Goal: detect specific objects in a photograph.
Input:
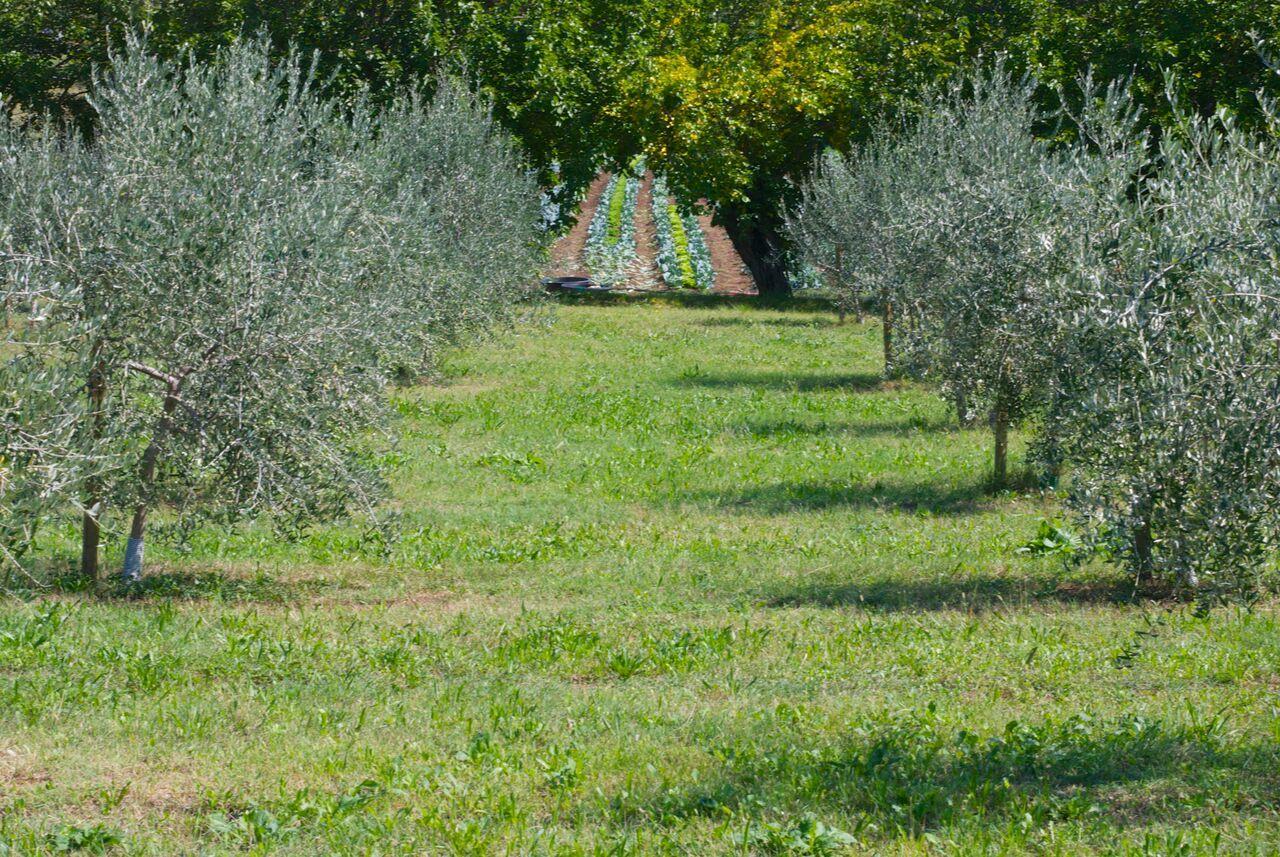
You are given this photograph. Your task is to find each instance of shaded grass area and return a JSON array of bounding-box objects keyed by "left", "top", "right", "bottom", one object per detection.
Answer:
[{"left": 2, "top": 301, "right": 1279, "bottom": 855}]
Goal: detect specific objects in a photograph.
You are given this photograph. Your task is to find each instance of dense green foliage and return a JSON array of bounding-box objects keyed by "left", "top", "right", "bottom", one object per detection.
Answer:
[
  {"left": 0, "top": 1, "right": 440, "bottom": 127},
  {"left": 2, "top": 302, "right": 1278, "bottom": 852},
  {"left": 1022, "top": 0, "right": 1280, "bottom": 130},
  {"left": 5, "top": 1, "right": 1278, "bottom": 292}
]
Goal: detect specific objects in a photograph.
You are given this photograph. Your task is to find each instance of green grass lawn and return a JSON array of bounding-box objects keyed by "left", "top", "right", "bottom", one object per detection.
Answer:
[{"left": 3, "top": 299, "right": 1278, "bottom": 855}]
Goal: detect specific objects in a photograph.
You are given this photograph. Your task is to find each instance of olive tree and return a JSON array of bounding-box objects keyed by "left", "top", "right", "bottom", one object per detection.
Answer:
[
  {"left": 346, "top": 76, "right": 542, "bottom": 377},
  {"left": 904, "top": 69, "right": 1087, "bottom": 486},
  {"left": 1, "top": 35, "right": 543, "bottom": 583},
  {"left": 1053, "top": 88, "right": 1280, "bottom": 596},
  {"left": 1, "top": 100, "right": 121, "bottom": 581},
  {"left": 791, "top": 61, "right": 1280, "bottom": 595},
  {"left": 793, "top": 66, "right": 1077, "bottom": 487},
  {"left": 1027, "top": 74, "right": 1153, "bottom": 484},
  {"left": 789, "top": 132, "right": 926, "bottom": 375}
]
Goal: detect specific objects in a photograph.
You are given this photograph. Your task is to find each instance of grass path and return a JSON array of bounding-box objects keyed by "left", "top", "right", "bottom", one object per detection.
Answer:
[{"left": 2, "top": 300, "right": 1278, "bottom": 854}]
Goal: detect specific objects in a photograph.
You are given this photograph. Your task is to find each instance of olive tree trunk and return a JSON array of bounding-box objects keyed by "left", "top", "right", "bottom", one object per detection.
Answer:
[
  {"left": 79, "top": 357, "right": 106, "bottom": 581},
  {"left": 1132, "top": 496, "right": 1155, "bottom": 583},
  {"left": 992, "top": 403, "right": 1010, "bottom": 489},
  {"left": 121, "top": 364, "right": 182, "bottom": 583},
  {"left": 882, "top": 293, "right": 895, "bottom": 375}
]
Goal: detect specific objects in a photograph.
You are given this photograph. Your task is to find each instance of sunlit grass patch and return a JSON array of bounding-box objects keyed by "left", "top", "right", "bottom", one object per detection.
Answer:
[{"left": 2, "top": 301, "right": 1278, "bottom": 854}]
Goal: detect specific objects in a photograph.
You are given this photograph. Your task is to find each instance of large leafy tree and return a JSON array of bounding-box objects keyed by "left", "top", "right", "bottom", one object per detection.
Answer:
[
  {"left": 4, "top": 0, "right": 1279, "bottom": 295},
  {"left": 0, "top": 1, "right": 441, "bottom": 124},
  {"left": 1022, "top": 0, "right": 1280, "bottom": 127},
  {"left": 431, "top": 0, "right": 675, "bottom": 211},
  {"left": 623, "top": 0, "right": 978, "bottom": 295},
  {"left": 1, "top": 1, "right": 239, "bottom": 130}
]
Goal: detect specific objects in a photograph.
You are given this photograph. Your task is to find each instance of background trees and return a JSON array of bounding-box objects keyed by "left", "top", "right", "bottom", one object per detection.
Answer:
[
  {"left": 0, "top": 1, "right": 440, "bottom": 126},
  {"left": 617, "top": 1, "right": 965, "bottom": 294},
  {"left": 1022, "top": 0, "right": 1280, "bottom": 129},
  {"left": 6, "top": 2, "right": 1279, "bottom": 294}
]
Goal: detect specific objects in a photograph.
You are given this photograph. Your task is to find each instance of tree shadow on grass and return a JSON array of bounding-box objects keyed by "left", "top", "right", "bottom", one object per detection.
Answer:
[
  {"left": 695, "top": 315, "right": 839, "bottom": 329},
  {"left": 554, "top": 289, "right": 835, "bottom": 313},
  {"left": 675, "top": 370, "right": 887, "bottom": 393},
  {"left": 685, "top": 478, "right": 991, "bottom": 516},
  {"left": 736, "top": 415, "right": 956, "bottom": 439},
  {"left": 105, "top": 569, "right": 317, "bottom": 602},
  {"left": 764, "top": 571, "right": 1153, "bottom": 613},
  {"left": 612, "top": 710, "right": 1280, "bottom": 839},
  {"left": 3, "top": 562, "right": 319, "bottom": 603}
]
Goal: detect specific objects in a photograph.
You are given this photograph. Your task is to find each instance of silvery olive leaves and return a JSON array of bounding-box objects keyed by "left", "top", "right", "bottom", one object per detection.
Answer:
[
  {"left": 1056, "top": 92, "right": 1280, "bottom": 600},
  {"left": 790, "top": 64, "right": 1280, "bottom": 599},
  {"left": 0, "top": 35, "right": 543, "bottom": 582}
]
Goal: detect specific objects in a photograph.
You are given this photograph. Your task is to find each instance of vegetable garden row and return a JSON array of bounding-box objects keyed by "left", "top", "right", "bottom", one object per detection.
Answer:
[
  {"left": 651, "top": 174, "right": 714, "bottom": 291},
  {"left": 584, "top": 168, "right": 641, "bottom": 286},
  {"left": 584, "top": 161, "right": 714, "bottom": 290}
]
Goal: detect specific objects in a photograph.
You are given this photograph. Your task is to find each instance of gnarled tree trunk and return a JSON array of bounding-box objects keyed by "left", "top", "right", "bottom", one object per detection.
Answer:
[
  {"left": 121, "top": 363, "right": 184, "bottom": 583},
  {"left": 79, "top": 355, "right": 106, "bottom": 581},
  {"left": 717, "top": 206, "right": 792, "bottom": 297},
  {"left": 1132, "top": 495, "right": 1155, "bottom": 584},
  {"left": 882, "top": 293, "right": 895, "bottom": 375}
]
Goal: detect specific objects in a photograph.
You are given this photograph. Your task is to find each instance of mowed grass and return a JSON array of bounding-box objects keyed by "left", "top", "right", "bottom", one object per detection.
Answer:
[{"left": 2, "top": 299, "right": 1279, "bottom": 855}]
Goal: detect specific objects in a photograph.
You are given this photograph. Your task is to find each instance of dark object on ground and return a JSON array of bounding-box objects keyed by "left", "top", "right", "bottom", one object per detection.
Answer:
[{"left": 543, "top": 276, "right": 610, "bottom": 292}]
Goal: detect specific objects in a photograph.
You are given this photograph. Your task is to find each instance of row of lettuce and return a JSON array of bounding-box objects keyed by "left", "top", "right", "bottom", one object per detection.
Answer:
[
  {"left": 651, "top": 175, "right": 714, "bottom": 290},
  {"left": 584, "top": 168, "right": 641, "bottom": 286},
  {"left": 584, "top": 161, "right": 714, "bottom": 290}
]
